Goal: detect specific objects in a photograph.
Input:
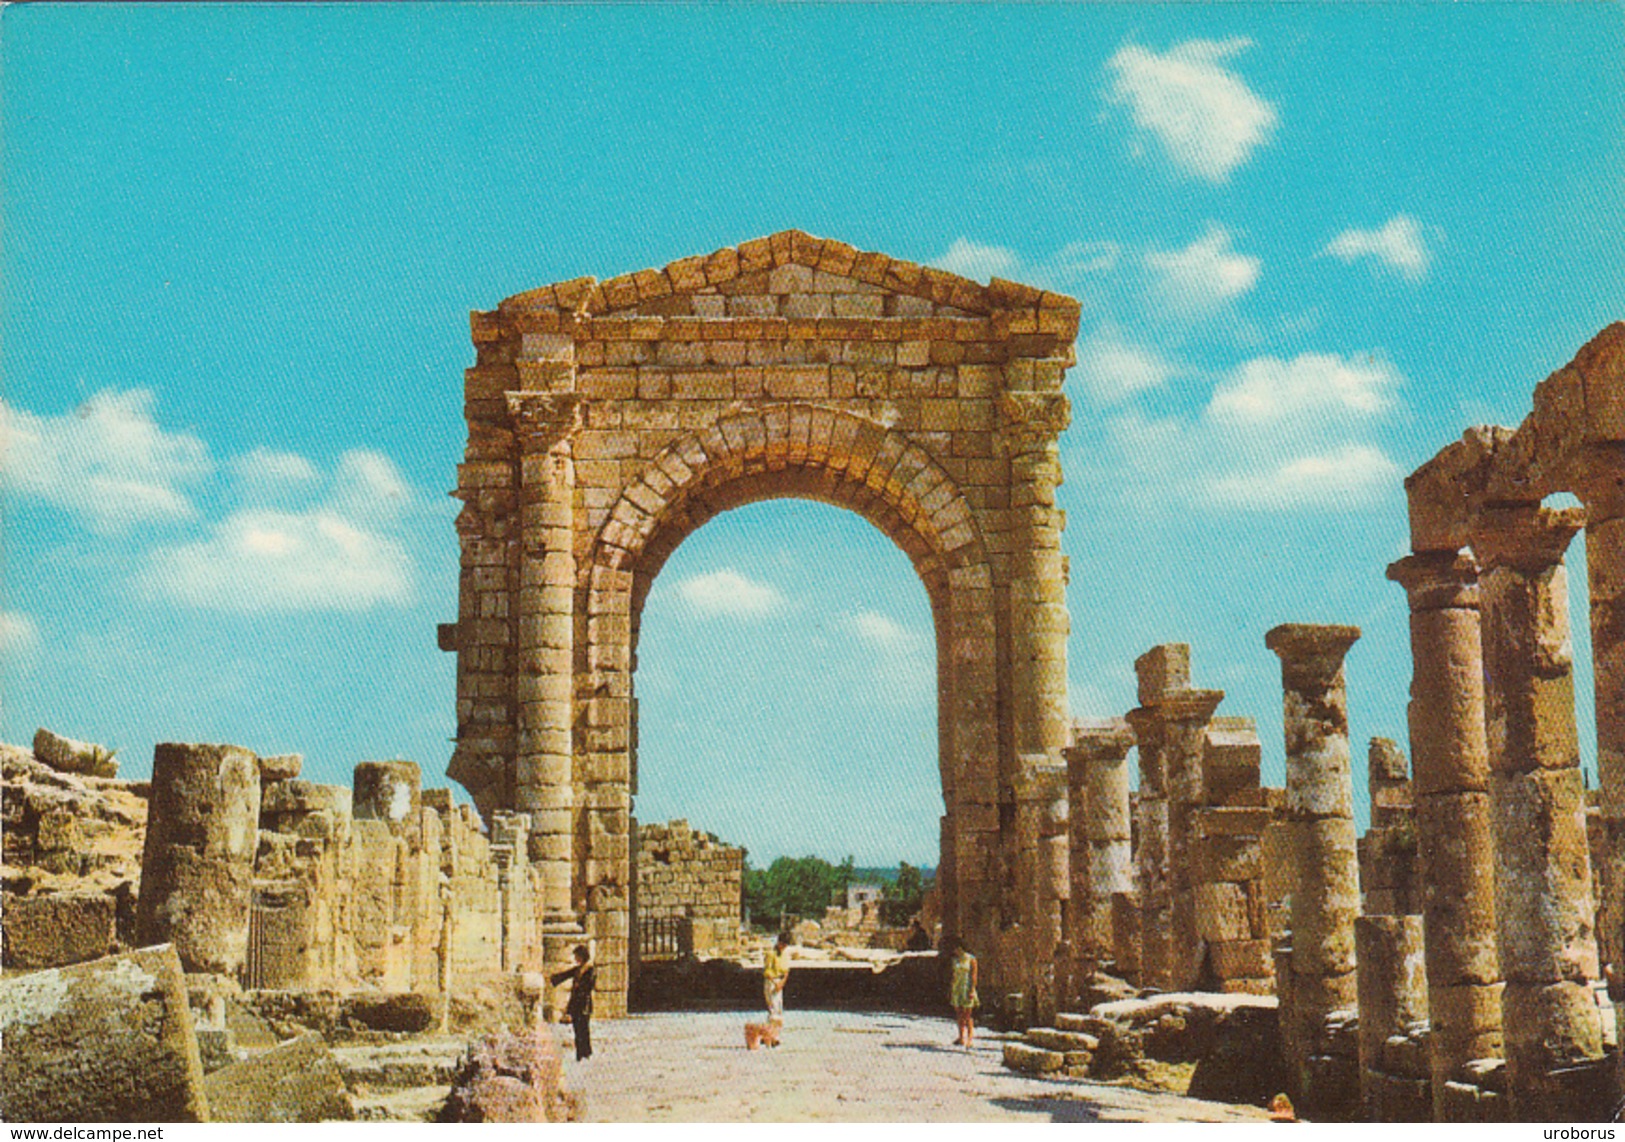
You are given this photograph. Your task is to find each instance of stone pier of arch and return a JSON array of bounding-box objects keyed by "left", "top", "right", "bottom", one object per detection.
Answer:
[{"left": 442, "top": 231, "right": 1082, "bottom": 1017}]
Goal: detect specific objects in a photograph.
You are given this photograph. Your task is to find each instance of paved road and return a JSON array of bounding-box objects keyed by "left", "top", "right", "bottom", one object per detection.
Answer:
[{"left": 554, "top": 1009, "right": 1270, "bottom": 1123}]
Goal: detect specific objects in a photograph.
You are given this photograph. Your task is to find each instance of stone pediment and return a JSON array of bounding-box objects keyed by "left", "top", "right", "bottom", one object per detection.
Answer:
[{"left": 496, "top": 229, "right": 1079, "bottom": 330}]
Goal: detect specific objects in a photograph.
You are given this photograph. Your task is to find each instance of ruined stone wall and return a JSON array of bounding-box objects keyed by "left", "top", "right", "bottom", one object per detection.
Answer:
[{"left": 635, "top": 819, "right": 742, "bottom": 955}]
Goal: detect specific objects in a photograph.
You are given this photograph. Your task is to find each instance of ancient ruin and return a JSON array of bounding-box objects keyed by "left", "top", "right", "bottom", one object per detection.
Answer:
[
  {"left": 2, "top": 224, "right": 1620, "bottom": 1123},
  {"left": 442, "top": 230, "right": 1080, "bottom": 1015}
]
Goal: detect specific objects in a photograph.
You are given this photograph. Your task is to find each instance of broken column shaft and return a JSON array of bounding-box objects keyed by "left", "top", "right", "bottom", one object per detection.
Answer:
[
  {"left": 1065, "top": 719, "right": 1135, "bottom": 978},
  {"left": 136, "top": 742, "right": 262, "bottom": 975}
]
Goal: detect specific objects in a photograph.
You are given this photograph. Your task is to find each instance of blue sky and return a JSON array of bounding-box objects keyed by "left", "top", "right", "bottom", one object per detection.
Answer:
[{"left": 4, "top": 5, "right": 1622, "bottom": 866}]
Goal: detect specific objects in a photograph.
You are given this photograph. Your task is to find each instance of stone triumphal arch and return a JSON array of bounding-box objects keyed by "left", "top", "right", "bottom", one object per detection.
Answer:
[{"left": 442, "top": 232, "right": 1081, "bottom": 1014}]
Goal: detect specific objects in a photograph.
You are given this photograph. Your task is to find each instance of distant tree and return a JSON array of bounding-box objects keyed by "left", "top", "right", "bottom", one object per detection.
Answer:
[
  {"left": 742, "top": 854, "right": 855, "bottom": 929},
  {"left": 880, "top": 861, "right": 931, "bottom": 927}
]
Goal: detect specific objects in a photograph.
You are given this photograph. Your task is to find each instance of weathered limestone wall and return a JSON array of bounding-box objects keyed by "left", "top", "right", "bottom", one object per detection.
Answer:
[
  {"left": 635, "top": 819, "right": 743, "bottom": 955},
  {"left": 126, "top": 745, "right": 543, "bottom": 1003},
  {"left": 445, "top": 230, "right": 1082, "bottom": 1013}
]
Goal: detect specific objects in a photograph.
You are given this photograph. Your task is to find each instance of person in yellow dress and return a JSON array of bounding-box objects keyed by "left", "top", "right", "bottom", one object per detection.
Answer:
[
  {"left": 948, "top": 940, "right": 979, "bottom": 1047},
  {"left": 762, "top": 931, "right": 793, "bottom": 1045}
]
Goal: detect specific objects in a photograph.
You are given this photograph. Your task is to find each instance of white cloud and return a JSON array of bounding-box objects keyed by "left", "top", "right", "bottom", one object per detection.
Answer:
[
  {"left": 1208, "top": 352, "right": 1400, "bottom": 425},
  {"left": 230, "top": 447, "right": 318, "bottom": 484},
  {"left": 1, "top": 389, "right": 210, "bottom": 533},
  {"left": 675, "top": 569, "right": 784, "bottom": 618},
  {"left": 1080, "top": 349, "right": 1407, "bottom": 514},
  {"left": 329, "top": 449, "right": 412, "bottom": 520},
  {"left": 0, "top": 611, "right": 40, "bottom": 657},
  {"left": 142, "top": 509, "right": 412, "bottom": 613},
  {"left": 1106, "top": 37, "right": 1277, "bottom": 182},
  {"left": 1146, "top": 225, "right": 1260, "bottom": 312},
  {"left": 847, "top": 610, "right": 919, "bottom": 648},
  {"left": 933, "top": 238, "right": 1020, "bottom": 281},
  {"left": 1051, "top": 241, "right": 1121, "bottom": 278},
  {"left": 1208, "top": 445, "right": 1402, "bottom": 510},
  {"left": 1324, "top": 215, "right": 1433, "bottom": 281},
  {"left": 141, "top": 447, "right": 419, "bottom": 613},
  {"left": 1073, "top": 328, "right": 1179, "bottom": 404}
]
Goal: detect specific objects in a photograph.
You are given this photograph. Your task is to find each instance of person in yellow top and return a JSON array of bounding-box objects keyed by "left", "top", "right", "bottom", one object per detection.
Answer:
[{"left": 762, "top": 931, "right": 793, "bottom": 1044}]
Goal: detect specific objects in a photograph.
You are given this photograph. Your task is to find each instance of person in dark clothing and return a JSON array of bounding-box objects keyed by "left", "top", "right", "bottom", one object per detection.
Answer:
[
  {"left": 905, "top": 919, "right": 932, "bottom": 952},
  {"left": 550, "top": 944, "right": 596, "bottom": 1061}
]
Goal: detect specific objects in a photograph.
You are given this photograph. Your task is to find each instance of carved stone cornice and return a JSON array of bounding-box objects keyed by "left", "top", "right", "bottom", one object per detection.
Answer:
[
  {"left": 998, "top": 392, "right": 1071, "bottom": 448},
  {"left": 505, "top": 391, "right": 584, "bottom": 452}
]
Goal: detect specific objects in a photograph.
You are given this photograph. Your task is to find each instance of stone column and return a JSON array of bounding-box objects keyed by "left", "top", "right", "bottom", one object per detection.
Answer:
[
  {"left": 999, "top": 391, "right": 1072, "bottom": 764},
  {"left": 1159, "top": 689, "right": 1225, "bottom": 990},
  {"left": 136, "top": 742, "right": 262, "bottom": 975},
  {"left": 508, "top": 388, "right": 583, "bottom": 935},
  {"left": 1388, "top": 552, "right": 1503, "bottom": 1114},
  {"left": 1124, "top": 704, "right": 1170, "bottom": 990},
  {"left": 1065, "top": 719, "right": 1135, "bottom": 980},
  {"left": 1578, "top": 454, "right": 1625, "bottom": 974},
  {"left": 1577, "top": 449, "right": 1625, "bottom": 1104},
  {"left": 1356, "top": 915, "right": 1429, "bottom": 1121},
  {"left": 1473, "top": 504, "right": 1603, "bottom": 1117},
  {"left": 1266, "top": 623, "right": 1362, "bottom": 1120},
  {"left": 999, "top": 391, "right": 1071, "bottom": 1012},
  {"left": 1015, "top": 762, "right": 1069, "bottom": 1023}
]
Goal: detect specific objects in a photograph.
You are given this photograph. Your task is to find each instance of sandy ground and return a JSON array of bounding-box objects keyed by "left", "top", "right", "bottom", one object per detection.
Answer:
[{"left": 552, "top": 1009, "right": 1271, "bottom": 1123}]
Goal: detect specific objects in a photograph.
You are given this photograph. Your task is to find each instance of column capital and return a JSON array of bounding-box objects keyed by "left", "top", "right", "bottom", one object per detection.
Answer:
[
  {"left": 1470, "top": 503, "right": 1585, "bottom": 573},
  {"left": 1265, "top": 623, "right": 1361, "bottom": 684},
  {"left": 1066, "top": 717, "right": 1136, "bottom": 763},
  {"left": 998, "top": 391, "right": 1071, "bottom": 450},
  {"left": 1386, "top": 550, "right": 1481, "bottom": 610},
  {"left": 1123, "top": 705, "right": 1163, "bottom": 741},
  {"left": 1154, "top": 689, "right": 1226, "bottom": 726},
  {"left": 506, "top": 391, "right": 584, "bottom": 453}
]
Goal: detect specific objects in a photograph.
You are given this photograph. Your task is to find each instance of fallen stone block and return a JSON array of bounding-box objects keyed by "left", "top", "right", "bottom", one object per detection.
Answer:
[
  {"left": 2, "top": 890, "right": 118, "bottom": 969},
  {"left": 1027, "top": 1027, "right": 1100, "bottom": 1053},
  {"left": 1002, "top": 1042, "right": 1065, "bottom": 1074},
  {"left": 0, "top": 944, "right": 207, "bottom": 1122},
  {"left": 438, "top": 1028, "right": 573, "bottom": 1123},
  {"left": 344, "top": 991, "right": 438, "bottom": 1033},
  {"left": 33, "top": 727, "right": 117, "bottom": 778},
  {"left": 203, "top": 1032, "right": 354, "bottom": 1122}
]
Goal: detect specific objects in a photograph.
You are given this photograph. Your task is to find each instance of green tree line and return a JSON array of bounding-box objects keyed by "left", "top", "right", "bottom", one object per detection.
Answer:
[{"left": 742, "top": 855, "right": 932, "bottom": 930}]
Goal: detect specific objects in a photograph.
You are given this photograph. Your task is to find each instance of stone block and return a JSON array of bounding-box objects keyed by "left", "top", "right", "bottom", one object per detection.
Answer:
[
  {"left": 1209, "top": 938, "right": 1273, "bottom": 980},
  {"left": 259, "top": 754, "right": 303, "bottom": 782},
  {"left": 33, "top": 727, "right": 117, "bottom": 778},
  {"left": 2, "top": 891, "right": 119, "bottom": 970},
  {"left": 1195, "top": 806, "right": 1273, "bottom": 838},
  {"left": 1026, "top": 1027, "right": 1099, "bottom": 1052},
  {"left": 1194, "top": 834, "right": 1261, "bottom": 883},
  {"left": 1194, "top": 882, "right": 1251, "bottom": 943},
  {"left": 0, "top": 944, "right": 208, "bottom": 1122},
  {"left": 203, "top": 1033, "right": 354, "bottom": 1122},
  {"left": 1002, "top": 1042, "right": 1065, "bottom": 1074},
  {"left": 1134, "top": 644, "right": 1189, "bottom": 706}
]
